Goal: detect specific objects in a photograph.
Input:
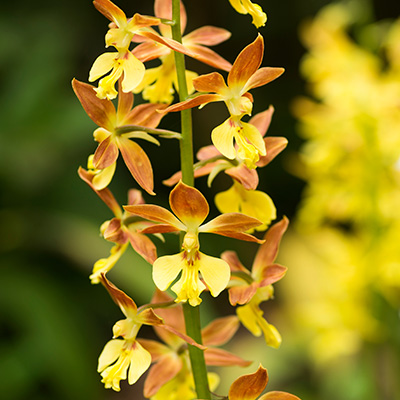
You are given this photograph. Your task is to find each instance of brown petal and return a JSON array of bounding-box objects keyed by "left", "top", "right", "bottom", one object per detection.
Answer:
[
  {"left": 104, "top": 218, "right": 128, "bottom": 244},
  {"left": 169, "top": 181, "right": 209, "bottom": 227},
  {"left": 144, "top": 354, "right": 183, "bottom": 397},
  {"left": 202, "top": 315, "right": 239, "bottom": 346},
  {"left": 139, "top": 224, "right": 181, "bottom": 234},
  {"left": 211, "top": 230, "right": 264, "bottom": 243},
  {"left": 99, "top": 273, "right": 137, "bottom": 316},
  {"left": 244, "top": 67, "right": 285, "bottom": 92},
  {"left": 259, "top": 264, "right": 287, "bottom": 287},
  {"left": 193, "top": 72, "right": 228, "bottom": 93},
  {"left": 259, "top": 391, "right": 301, "bottom": 400},
  {"left": 196, "top": 144, "right": 221, "bottom": 160},
  {"left": 124, "top": 204, "right": 184, "bottom": 229},
  {"left": 117, "top": 78, "right": 134, "bottom": 118},
  {"left": 126, "top": 231, "right": 157, "bottom": 264},
  {"left": 221, "top": 250, "right": 247, "bottom": 272},
  {"left": 187, "top": 44, "right": 232, "bottom": 71},
  {"left": 138, "top": 31, "right": 193, "bottom": 57},
  {"left": 131, "top": 41, "right": 170, "bottom": 62},
  {"left": 204, "top": 348, "right": 252, "bottom": 367},
  {"left": 128, "top": 188, "right": 145, "bottom": 205},
  {"left": 228, "top": 284, "right": 258, "bottom": 306},
  {"left": 155, "top": 0, "right": 186, "bottom": 34},
  {"left": 184, "top": 26, "right": 231, "bottom": 46},
  {"left": 200, "top": 213, "right": 262, "bottom": 234},
  {"left": 124, "top": 103, "right": 167, "bottom": 128},
  {"left": 78, "top": 167, "right": 121, "bottom": 216},
  {"left": 137, "top": 338, "right": 170, "bottom": 360},
  {"left": 257, "top": 137, "right": 288, "bottom": 167},
  {"left": 249, "top": 106, "right": 274, "bottom": 137},
  {"left": 228, "top": 34, "right": 264, "bottom": 89},
  {"left": 71, "top": 79, "right": 115, "bottom": 130},
  {"left": 93, "top": 0, "right": 125, "bottom": 24},
  {"left": 131, "top": 13, "right": 161, "bottom": 28},
  {"left": 229, "top": 365, "right": 269, "bottom": 400},
  {"left": 117, "top": 136, "right": 155, "bottom": 195},
  {"left": 253, "top": 217, "right": 289, "bottom": 272},
  {"left": 163, "top": 94, "right": 222, "bottom": 113},
  {"left": 93, "top": 135, "right": 119, "bottom": 169},
  {"left": 225, "top": 164, "right": 259, "bottom": 190}
]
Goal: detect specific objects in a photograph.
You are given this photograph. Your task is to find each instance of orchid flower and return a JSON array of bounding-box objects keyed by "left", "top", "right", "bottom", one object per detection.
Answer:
[
  {"left": 124, "top": 181, "right": 264, "bottom": 306},
  {"left": 97, "top": 274, "right": 204, "bottom": 391},
  {"left": 78, "top": 170, "right": 161, "bottom": 280},
  {"left": 73, "top": 78, "right": 168, "bottom": 194},
  {"left": 164, "top": 35, "right": 284, "bottom": 168},
  {"left": 228, "top": 0, "right": 267, "bottom": 28},
  {"left": 88, "top": 0, "right": 193, "bottom": 99},
  {"left": 163, "top": 107, "right": 288, "bottom": 190},
  {"left": 138, "top": 290, "right": 250, "bottom": 397},
  {"left": 222, "top": 217, "right": 289, "bottom": 347},
  {"left": 131, "top": 0, "right": 232, "bottom": 103}
]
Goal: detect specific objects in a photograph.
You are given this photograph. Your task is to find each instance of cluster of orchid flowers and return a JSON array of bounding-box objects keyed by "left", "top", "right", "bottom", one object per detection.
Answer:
[{"left": 73, "top": 0, "right": 300, "bottom": 399}]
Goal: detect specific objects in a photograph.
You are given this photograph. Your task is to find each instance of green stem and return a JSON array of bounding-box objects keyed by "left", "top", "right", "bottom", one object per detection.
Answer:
[{"left": 171, "top": 1, "right": 210, "bottom": 399}]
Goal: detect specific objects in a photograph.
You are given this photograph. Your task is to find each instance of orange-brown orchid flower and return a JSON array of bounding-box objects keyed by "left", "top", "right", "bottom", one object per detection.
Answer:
[
  {"left": 97, "top": 275, "right": 204, "bottom": 391},
  {"left": 163, "top": 35, "right": 284, "bottom": 168},
  {"left": 72, "top": 78, "right": 169, "bottom": 195},
  {"left": 164, "top": 107, "right": 288, "bottom": 190},
  {"left": 131, "top": 0, "right": 232, "bottom": 103},
  {"left": 77, "top": 171, "right": 160, "bottom": 280},
  {"left": 222, "top": 217, "right": 289, "bottom": 348},
  {"left": 124, "top": 181, "right": 264, "bottom": 306},
  {"left": 223, "top": 365, "right": 301, "bottom": 400}
]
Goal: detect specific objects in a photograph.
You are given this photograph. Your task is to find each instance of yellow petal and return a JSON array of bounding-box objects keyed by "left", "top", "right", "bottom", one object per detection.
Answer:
[
  {"left": 211, "top": 118, "right": 236, "bottom": 159},
  {"left": 197, "top": 252, "right": 230, "bottom": 298},
  {"left": 92, "top": 162, "right": 116, "bottom": 190},
  {"left": 98, "top": 338, "right": 125, "bottom": 373},
  {"left": 122, "top": 52, "right": 145, "bottom": 93},
  {"left": 127, "top": 341, "right": 152, "bottom": 385},
  {"left": 228, "top": 0, "right": 267, "bottom": 28},
  {"left": 152, "top": 253, "right": 185, "bottom": 291},
  {"left": 89, "top": 52, "right": 118, "bottom": 82}
]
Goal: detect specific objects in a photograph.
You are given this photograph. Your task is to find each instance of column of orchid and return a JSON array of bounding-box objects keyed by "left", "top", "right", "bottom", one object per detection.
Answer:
[{"left": 73, "top": 0, "right": 301, "bottom": 399}]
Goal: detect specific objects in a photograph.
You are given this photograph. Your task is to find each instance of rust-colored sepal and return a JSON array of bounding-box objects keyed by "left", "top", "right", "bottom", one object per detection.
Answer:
[{"left": 229, "top": 365, "right": 268, "bottom": 400}]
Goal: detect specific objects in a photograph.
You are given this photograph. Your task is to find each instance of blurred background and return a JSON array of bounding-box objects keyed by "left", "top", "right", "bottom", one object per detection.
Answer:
[{"left": 1, "top": 0, "right": 400, "bottom": 399}]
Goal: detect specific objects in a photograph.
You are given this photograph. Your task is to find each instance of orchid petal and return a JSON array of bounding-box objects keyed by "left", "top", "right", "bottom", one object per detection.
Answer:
[
  {"left": 228, "top": 365, "right": 269, "bottom": 400},
  {"left": 144, "top": 354, "right": 183, "bottom": 397},
  {"left": 124, "top": 204, "right": 184, "bottom": 230},
  {"left": 124, "top": 102, "right": 168, "bottom": 127},
  {"left": 127, "top": 341, "right": 152, "bottom": 385},
  {"left": 229, "top": 284, "right": 259, "bottom": 305},
  {"left": 197, "top": 252, "right": 230, "bottom": 298},
  {"left": 93, "top": 0, "right": 126, "bottom": 26},
  {"left": 117, "top": 136, "right": 155, "bottom": 195},
  {"left": 187, "top": 44, "right": 232, "bottom": 71},
  {"left": 249, "top": 106, "right": 274, "bottom": 137},
  {"left": 259, "top": 391, "right": 301, "bottom": 400},
  {"left": 225, "top": 164, "right": 259, "bottom": 190},
  {"left": 200, "top": 212, "right": 263, "bottom": 234},
  {"left": 98, "top": 339, "right": 125, "bottom": 373},
  {"left": 257, "top": 137, "right": 288, "bottom": 167},
  {"left": 164, "top": 93, "right": 222, "bottom": 113},
  {"left": 193, "top": 72, "right": 228, "bottom": 93},
  {"left": 72, "top": 79, "right": 116, "bottom": 130},
  {"left": 170, "top": 181, "right": 209, "bottom": 228},
  {"left": 132, "top": 41, "right": 170, "bottom": 62},
  {"left": 202, "top": 315, "right": 239, "bottom": 346},
  {"left": 243, "top": 67, "right": 285, "bottom": 92},
  {"left": 184, "top": 26, "right": 231, "bottom": 46},
  {"left": 253, "top": 217, "right": 289, "bottom": 274},
  {"left": 126, "top": 231, "right": 157, "bottom": 264},
  {"left": 89, "top": 52, "right": 118, "bottom": 82},
  {"left": 221, "top": 250, "right": 248, "bottom": 272},
  {"left": 211, "top": 118, "right": 236, "bottom": 160},
  {"left": 152, "top": 252, "right": 185, "bottom": 291},
  {"left": 204, "top": 348, "right": 252, "bottom": 367},
  {"left": 93, "top": 135, "right": 119, "bottom": 169},
  {"left": 228, "top": 34, "right": 264, "bottom": 89},
  {"left": 121, "top": 52, "right": 145, "bottom": 93}
]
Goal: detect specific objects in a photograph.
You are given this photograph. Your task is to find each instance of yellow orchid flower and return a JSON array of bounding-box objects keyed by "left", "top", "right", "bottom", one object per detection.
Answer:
[
  {"left": 164, "top": 35, "right": 284, "bottom": 168},
  {"left": 73, "top": 78, "right": 168, "bottom": 194},
  {"left": 124, "top": 181, "right": 264, "bottom": 306},
  {"left": 223, "top": 365, "right": 300, "bottom": 400},
  {"left": 215, "top": 181, "right": 276, "bottom": 231},
  {"left": 228, "top": 0, "right": 267, "bottom": 28},
  {"left": 97, "top": 275, "right": 204, "bottom": 391},
  {"left": 222, "top": 217, "right": 289, "bottom": 347}
]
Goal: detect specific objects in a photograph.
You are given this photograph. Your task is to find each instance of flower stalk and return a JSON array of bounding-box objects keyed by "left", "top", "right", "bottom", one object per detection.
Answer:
[{"left": 171, "top": 0, "right": 210, "bottom": 397}]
